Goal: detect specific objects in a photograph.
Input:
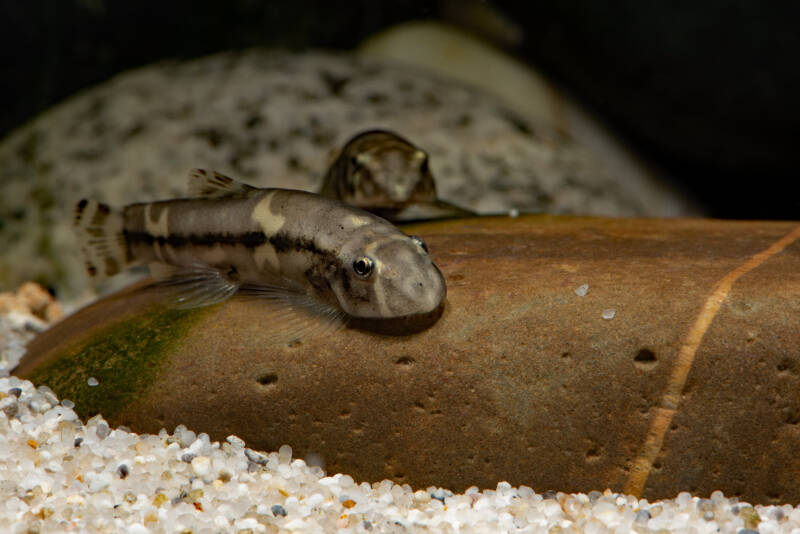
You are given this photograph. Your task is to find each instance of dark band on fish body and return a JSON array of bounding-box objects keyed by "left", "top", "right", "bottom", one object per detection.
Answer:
[
  {"left": 104, "top": 256, "right": 120, "bottom": 276},
  {"left": 90, "top": 204, "right": 110, "bottom": 227},
  {"left": 340, "top": 266, "right": 351, "bottom": 293},
  {"left": 270, "top": 231, "right": 343, "bottom": 278},
  {"left": 269, "top": 232, "right": 330, "bottom": 257},
  {"left": 124, "top": 230, "right": 268, "bottom": 248},
  {"left": 124, "top": 242, "right": 136, "bottom": 264},
  {"left": 304, "top": 266, "right": 334, "bottom": 294},
  {"left": 75, "top": 199, "right": 89, "bottom": 224},
  {"left": 123, "top": 229, "right": 341, "bottom": 263},
  {"left": 337, "top": 267, "right": 371, "bottom": 304}
]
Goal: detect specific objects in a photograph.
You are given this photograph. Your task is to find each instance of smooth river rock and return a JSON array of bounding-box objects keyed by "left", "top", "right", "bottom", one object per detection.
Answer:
[{"left": 16, "top": 215, "right": 800, "bottom": 504}]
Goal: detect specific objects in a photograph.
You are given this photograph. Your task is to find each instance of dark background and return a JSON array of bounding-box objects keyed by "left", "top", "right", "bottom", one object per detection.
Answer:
[{"left": 1, "top": 0, "right": 798, "bottom": 219}]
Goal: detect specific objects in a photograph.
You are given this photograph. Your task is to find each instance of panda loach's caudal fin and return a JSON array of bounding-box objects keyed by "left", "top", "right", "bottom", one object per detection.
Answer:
[{"left": 73, "top": 199, "right": 135, "bottom": 279}]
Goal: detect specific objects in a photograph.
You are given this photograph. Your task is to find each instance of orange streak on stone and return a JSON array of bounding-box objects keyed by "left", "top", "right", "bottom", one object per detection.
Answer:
[{"left": 625, "top": 224, "right": 800, "bottom": 497}]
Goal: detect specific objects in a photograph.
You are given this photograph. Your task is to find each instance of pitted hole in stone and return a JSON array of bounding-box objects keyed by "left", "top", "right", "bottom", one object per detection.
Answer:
[
  {"left": 731, "top": 300, "right": 753, "bottom": 314},
  {"left": 777, "top": 357, "right": 795, "bottom": 373},
  {"left": 781, "top": 405, "right": 800, "bottom": 425},
  {"left": 633, "top": 348, "right": 658, "bottom": 370},
  {"left": 766, "top": 490, "right": 783, "bottom": 503},
  {"left": 395, "top": 356, "right": 415, "bottom": 366},
  {"left": 256, "top": 373, "right": 278, "bottom": 387},
  {"left": 585, "top": 445, "right": 602, "bottom": 463}
]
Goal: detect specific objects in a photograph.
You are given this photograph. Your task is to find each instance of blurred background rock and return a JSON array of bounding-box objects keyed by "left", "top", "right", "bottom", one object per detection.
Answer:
[{"left": 1, "top": 0, "right": 797, "bottom": 220}]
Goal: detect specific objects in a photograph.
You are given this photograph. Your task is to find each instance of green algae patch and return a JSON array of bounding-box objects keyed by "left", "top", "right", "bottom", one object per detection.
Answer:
[{"left": 28, "top": 305, "right": 210, "bottom": 421}]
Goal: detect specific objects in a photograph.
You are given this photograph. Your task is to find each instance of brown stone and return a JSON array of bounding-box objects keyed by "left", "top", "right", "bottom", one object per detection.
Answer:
[
  {"left": 17, "top": 215, "right": 800, "bottom": 504},
  {"left": 0, "top": 282, "right": 63, "bottom": 322}
]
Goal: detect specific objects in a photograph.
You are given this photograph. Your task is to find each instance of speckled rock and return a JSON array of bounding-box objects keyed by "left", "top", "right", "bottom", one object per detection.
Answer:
[
  {"left": 16, "top": 215, "right": 800, "bottom": 504},
  {"left": 0, "top": 48, "right": 697, "bottom": 299}
]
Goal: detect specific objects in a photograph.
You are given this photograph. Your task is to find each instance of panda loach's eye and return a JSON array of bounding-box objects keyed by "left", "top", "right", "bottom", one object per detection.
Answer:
[
  {"left": 410, "top": 235, "right": 428, "bottom": 253},
  {"left": 352, "top": 256, "right": 374, "bottom": 278}
]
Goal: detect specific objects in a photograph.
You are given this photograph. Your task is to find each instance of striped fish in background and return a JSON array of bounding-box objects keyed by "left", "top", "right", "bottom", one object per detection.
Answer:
[
  {"left": 319, "top": 129, "right": 474, "bottom": 222},
  {"left": 74, "top": 169, "right": 446, "bottom": 339}
]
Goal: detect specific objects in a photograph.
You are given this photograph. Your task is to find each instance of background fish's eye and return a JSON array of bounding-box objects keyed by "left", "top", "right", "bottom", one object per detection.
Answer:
[
  {"left": 410, "top": 235, "right": 428, "bottom": 252},
  {"left": 352, "top": 256, "right": 374, "bottom": 278}
]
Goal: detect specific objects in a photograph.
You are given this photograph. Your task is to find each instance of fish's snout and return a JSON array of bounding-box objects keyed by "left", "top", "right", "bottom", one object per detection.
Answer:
[
  {"left": 386, "top": 255, "right": 446, "bottom": 318},
  {"left": 387, "top": 178, "right": 417, "bottom": 203},
  {"left": 414, "top": 262, "right": 446, "bottom": 313}
]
